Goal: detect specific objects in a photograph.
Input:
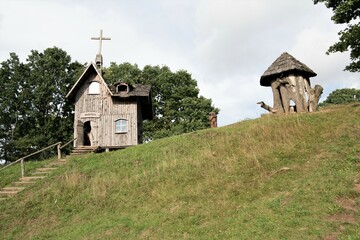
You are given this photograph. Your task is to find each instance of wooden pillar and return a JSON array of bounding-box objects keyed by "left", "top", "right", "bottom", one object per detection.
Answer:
[
  {"left": 279, "top": 85, "right": 290, "bottom": 113},
  {"left": 293, "top": 76, "right": 307, "bottom": 113},
  {"left": 271, "top": 80, "right": 284, "bottom": 113},
  {"left": 20, "top": 158, "right": 25, "bottom": 178},
  {"left": 308, "top": 85, "right": 323, "bottom": 112},
  {"left": 57, "top": 143, "right": 62, "bottom": 160}
]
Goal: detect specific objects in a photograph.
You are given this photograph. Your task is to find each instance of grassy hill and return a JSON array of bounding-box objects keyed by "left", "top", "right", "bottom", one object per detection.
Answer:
[{"left": 1, "top": 104, "right": 359, "bottom": 239}]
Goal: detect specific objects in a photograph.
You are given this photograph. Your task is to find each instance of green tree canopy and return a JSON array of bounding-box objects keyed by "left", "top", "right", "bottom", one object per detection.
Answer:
[
  {"left": 0, "top": 48, "right": 218, "bottom": 161},
  {"left": 320, "top": 88, "right": 360, "bottom": 106},
  {"left": 314, "top": 0, "right": 360, "bottom": 72},
  {"left": 104, "top": 63, "right": 219, "bottom": 141},
  {"left": 0, "top": 47, "right": 83, "bottom": 162}
]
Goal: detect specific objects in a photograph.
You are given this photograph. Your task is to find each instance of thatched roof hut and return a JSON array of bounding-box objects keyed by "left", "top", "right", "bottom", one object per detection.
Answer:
[
  {"left": 258, "top": 52, "right": 323, "bottom": 114},
  {"left": 260, "top": 52, "right": 317, "bottom": 86}
]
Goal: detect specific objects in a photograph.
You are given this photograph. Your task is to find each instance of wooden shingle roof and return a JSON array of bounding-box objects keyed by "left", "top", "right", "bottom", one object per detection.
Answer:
[
  {"left": 109, "top": 83, "right": 151, "bottom": 97},
  {"left": 260, "top": 52, "right": 317, "bottom": 86},
  {"left": 109, "top": 83, "right": 153, "bottom": 120}
]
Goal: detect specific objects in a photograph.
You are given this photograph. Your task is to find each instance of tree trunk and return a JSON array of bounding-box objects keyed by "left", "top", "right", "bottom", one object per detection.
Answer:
[
  {"left": 280, "top": 85, "right": 290, "bottom": 113},
  {"left": 308, "top": 85, "right": 323, "bottom": 112},
  {"left": 271, "top": 80, "right": 284, "bottom": 113}
]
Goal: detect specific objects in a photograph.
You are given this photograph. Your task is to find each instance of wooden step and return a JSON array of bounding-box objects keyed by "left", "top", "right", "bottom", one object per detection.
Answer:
[
  {"left": 36, "top": 167, "right": 57, "bottom": 171},
  {"left": 71, "top": 150, "right": 95, "bottom": 153},
  {"left": 0, "top": 191, "right": 19, "bottom": 197},
  {"left": 2, "top": 187, "right": 25, "bottom": 191},
  {"left": 74, "top": 146, "right": 98, "bottom": 149},
  {"left": 13, "top": 181, "right": 36, "bottom": 185},
  {"left": 21, "top": 176, "right": 46, "bottom": 182},
  {"left": 71, "top": 146, "right": 100, "bottom": 155},
  {"left": 32, "top": 171, "right": 51, "bottom": 175}
]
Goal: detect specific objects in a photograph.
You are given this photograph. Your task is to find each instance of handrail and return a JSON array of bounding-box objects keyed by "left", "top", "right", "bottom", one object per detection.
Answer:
[
  {"left": 60, "top": 138, "right": 77, "bottom": 150},
  {"left": 58, "top": 138, "right": 77, "bottom": 159},
  {"left": 0, "top": 137, "right": 77, "bottom": 179},
  {"left": 0, "top": 141, "right": 62, "bottom": 172}
]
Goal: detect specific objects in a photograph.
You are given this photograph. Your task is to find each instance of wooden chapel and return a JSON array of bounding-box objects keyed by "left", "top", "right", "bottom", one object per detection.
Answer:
[{"left": 66, "top": 30, "right": 153, "bottom": 152}]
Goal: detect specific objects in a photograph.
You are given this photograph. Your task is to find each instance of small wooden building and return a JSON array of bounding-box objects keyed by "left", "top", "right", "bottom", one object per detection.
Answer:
[
  {"left": 66, "top": 63, "right": 153, "bottom": 150},
  {"left": 259, "top": 52, "right": 323, "bottom": 114}
]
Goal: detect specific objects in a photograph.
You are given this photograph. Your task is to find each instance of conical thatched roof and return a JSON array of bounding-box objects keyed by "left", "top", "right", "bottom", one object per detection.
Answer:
[{"left": 260, "top": 52, "right": 317, "bottom": 86}]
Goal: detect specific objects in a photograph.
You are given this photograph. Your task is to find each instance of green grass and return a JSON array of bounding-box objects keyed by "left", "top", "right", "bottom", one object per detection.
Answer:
[
  {"left": 1, "top": 104, "right": 360, "bottom": 239},
  {"left": 0, "top": 158, "right": 55, "bottom": 189}
]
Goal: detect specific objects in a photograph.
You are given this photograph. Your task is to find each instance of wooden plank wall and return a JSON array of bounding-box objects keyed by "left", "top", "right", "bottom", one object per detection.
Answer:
[{"left": 73, "top": 73, "right": 138, "bottom": 147}]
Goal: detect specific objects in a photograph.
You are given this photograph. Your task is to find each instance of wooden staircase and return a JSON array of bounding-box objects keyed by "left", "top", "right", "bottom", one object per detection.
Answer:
[
  {"left": 71, "top": 146, "right": 101, "bottom": 155},
  {"left": 0, "top": 158, "right": 67, "bottom": 201}
]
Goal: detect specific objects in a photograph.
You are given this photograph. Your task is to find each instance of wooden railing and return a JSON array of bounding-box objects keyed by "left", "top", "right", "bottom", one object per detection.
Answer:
[{"left": 0, "top": 138, "right": 77, "bottom": 179}]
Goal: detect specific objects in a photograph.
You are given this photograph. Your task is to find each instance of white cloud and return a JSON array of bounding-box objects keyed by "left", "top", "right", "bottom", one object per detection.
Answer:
[{"left": 0, "top": 0, "right": 359, "bottom": 127}]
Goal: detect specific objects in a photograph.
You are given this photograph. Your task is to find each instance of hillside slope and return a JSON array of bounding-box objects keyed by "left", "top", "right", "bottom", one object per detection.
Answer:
[{"left": 1, "top": 104, "right": 360, "bottom": 239}]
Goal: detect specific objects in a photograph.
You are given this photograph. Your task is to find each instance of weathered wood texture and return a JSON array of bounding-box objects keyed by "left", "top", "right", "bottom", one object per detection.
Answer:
[
  {"left": 73, "top": 73, "right": 138, "bottom": 147},
  {"left": 308, "top": 85, "right": 323, "bottom": 112},
  {"left": 259, "top": 52, "right": 323, "bottom": 114},
  {"left": 209, "top": 112, "right": 218, "bottom": 128},
  {"left": 271, "top": 75, "right": 312, "bottom": 113}
]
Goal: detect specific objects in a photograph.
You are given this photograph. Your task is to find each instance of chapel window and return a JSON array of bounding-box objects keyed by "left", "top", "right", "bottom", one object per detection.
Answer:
[
  {"left": 88, "top": 81, "right": 100, "bottom": 94},
  {"left": 116, "top": 83, "right": 129, "bottom": 93},
  {"left": 115, "top": 119, "right": 128, "bottom": 133}
]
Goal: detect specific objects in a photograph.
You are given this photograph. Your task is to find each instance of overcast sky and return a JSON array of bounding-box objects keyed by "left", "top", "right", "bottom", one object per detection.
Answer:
[{"left": 0, "top": 0, "right": 358, "bottom": 126}]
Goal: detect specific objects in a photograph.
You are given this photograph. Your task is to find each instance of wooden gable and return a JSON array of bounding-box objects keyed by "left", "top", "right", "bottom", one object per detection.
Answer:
[{"left": 66, "top": 63, "right": 112, "bottom": 101}]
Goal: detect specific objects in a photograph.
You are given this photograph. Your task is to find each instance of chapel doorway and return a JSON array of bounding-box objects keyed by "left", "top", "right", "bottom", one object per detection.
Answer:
[{"left": 84, "top": 121, "right": 92, "bottom": 146}]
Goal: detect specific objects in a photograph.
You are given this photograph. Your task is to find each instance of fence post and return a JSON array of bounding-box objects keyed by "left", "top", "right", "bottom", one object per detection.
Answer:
[
  {"left": 57, "top": 143, "right": 61, "bottom": 160},
  {"left": 20, "top": 158, "right": 25, "bottom": 178}
]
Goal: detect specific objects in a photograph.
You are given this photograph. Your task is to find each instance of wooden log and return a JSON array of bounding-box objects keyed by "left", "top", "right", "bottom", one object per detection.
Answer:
[
  {"left": 271, "top": 79, "right": 286, "bottom": 113},
  {"left": 257, "top": 101, "right": 277, "bottom": 113},
  {"left": 308, "top": 85, "right": 323, "bottom": 112},
  {"left": 279, "top": 85, "right": 290, "bottom": 113}
]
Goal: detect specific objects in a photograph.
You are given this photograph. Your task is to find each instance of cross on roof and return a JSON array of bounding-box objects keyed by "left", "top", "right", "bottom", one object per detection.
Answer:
[{"left": 91, "top": 29, "right": 111, "bottom": 55}]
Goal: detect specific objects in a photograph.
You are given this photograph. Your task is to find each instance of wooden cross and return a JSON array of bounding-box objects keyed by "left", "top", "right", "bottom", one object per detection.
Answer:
[{"left": 91, "top": 29, "right": 111, "bottom": 55}]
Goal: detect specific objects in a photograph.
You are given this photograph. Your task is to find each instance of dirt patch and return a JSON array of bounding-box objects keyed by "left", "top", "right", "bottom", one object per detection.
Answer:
[
  {"left": 353, "top": 184, "right": 360, "bottom": 192},
  {"left": 328, "top": 212, "right": 356, "bottom": 224},
  {"left": 336, "top": 198, "right": 358, "bottom": 212},
  {"left": 323, "top": 233, "right": 338, "bottom": 240}
]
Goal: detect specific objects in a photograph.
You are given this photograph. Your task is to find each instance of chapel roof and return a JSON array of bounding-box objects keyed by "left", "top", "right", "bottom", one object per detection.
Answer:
[
  {"left": 109, "top": 82, "right": 151, "bottom": 98},
  {"left": 260, "top": 52, "right": 317, "bottom": 86}
]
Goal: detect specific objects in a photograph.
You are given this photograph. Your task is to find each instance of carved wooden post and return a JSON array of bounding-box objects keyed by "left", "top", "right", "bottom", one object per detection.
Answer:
[
  {"left": 209, "top": 112, "right": 217, "bottom": 128},
  {"left": 308, "top": 85, "right": 323, "bottom": 112},
  {"left": 257, "top": 101, "right": 276, "bottom": 113},
  {"left": 271, "top": 80, "right": 284, "bottom": 113},
  {"left": 57, "top": 143, "right": 61, "bottom": 160},
  {"left": 20, "top": 158, "right": 24, "bottom": 178}
]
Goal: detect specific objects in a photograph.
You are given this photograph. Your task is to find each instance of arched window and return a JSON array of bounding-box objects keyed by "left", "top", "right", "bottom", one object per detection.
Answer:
[
  {"left": 115, "top": 119, "right": 128, "bottom": 133},
  {"left": 88, "top": 81, "right": 100, "bottom": 94}
]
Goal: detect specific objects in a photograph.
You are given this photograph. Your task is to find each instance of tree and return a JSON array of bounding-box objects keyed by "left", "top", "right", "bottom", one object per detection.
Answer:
[
  {"left": 0, "top": 53, "right": 32, "bottom": 162},
  {"left": 320, "top": 88, "right": 360, "bottom": 106},
  {"left": 313, "top": 0, "right": 360, "bottom": 72},
  {"left": 0, "top": 47, "right": 83, "bottom": 162},
  {"left": 26, "top": 47, "right": 83, "bottom": 149},
  {"left": 104, "top": 63, "right": 219, "bottom": 141}
]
